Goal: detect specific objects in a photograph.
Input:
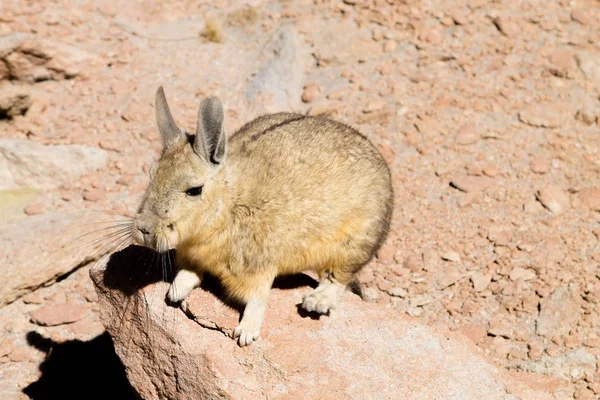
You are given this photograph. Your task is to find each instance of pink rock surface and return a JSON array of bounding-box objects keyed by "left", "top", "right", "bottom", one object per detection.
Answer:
[
  {"left": 29, "top": 302, "right": 89, "bottom": 326},
  {"left": 91, "top": 250, "right": 568, "bottom": 400},
  {"left": 0, "top": 210, "right": 119, "bottom": 306}
]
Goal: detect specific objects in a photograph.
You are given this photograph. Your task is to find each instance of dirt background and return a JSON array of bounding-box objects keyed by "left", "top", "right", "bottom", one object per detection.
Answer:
[{"left": 0, "top": 0, "right": 599, "bottom": 398}]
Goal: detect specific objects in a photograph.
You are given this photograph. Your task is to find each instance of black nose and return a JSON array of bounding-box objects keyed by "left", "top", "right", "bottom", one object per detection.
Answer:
[{"left": 138, "top": 227, "right": 150, "bottom": 235}]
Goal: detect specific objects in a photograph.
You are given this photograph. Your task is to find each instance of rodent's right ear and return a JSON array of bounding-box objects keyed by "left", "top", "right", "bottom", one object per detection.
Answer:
[{"left": 155, "top": 86, "right": 182, "bottom": 149}]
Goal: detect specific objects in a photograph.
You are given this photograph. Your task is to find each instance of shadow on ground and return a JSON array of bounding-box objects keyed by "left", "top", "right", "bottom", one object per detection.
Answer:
[
  {"left": 23, "top": 331, "right": 139, "bottom": 400},
  {"left": 23, "top": 245, "right": 340, "bottom": 400}
]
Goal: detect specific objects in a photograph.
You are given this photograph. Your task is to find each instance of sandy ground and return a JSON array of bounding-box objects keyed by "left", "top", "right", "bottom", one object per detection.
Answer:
[{"left": 0, "top": 0, "right": 599, "bottom": 398}]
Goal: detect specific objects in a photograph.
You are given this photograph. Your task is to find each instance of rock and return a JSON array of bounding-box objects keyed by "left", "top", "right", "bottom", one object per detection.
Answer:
[
  {"left": 246, "top": 27, "right": 307, "bottom": 113},
  {"left": 376, "top": 279, "right": 392, "bottom": 292},
  {"left": 422, "top": 249, "right": 439, "bottom": 271},
  {"left": 387, "top": 287, "right": 407, "bottom": 298},
  {"left": 116, "top": 174, "right": 136, "bottom": 187},
  {"left": 301, "top": 83, "right": 320, "bottom": 103},
  {"left": 509, "top": 267, "right": 536, "bottom": 281},
  {"left": 363, "top": 100, "right": 386, "bottom": 113},
  {"left": 487, "top": 225, "right": 511, "bottom": 246},
  {"left": 548, "top": 49, "right": 577, "bottom": 79},
  {"left": 436, "top": 266, "right": 462, "bottom": 289},
  {"left": 8, "top": 347, "right": 32, "bottom": 362},
  {"left": 450, "top": 10, "right": 468, "bottom": 25},
  {"left": 91, "top": 252, "right": 566, "bottom": 400},
  {"left": 0, "top": 34, "right": 103, "bottom": 82},
  {"left": 30, "top": 302, "right": 89, "bottom": 326},
  {"left": 83, "top": 188, "right": 105, "bottom": 202},
  {"left": 578, "top": 187, "right": 600, "bottom": 211},
  {"left": 383, "top": 40, "right": 397, "bottom": 53},
  {"left": 441, "top": 251, "right": 461, "bottom": 262},
  {"left": 417, "top": 28, "right": 444, "bottom": 45},
  {"left": 524, "top": 199, "right": 545, "bottom": 214},
  {"left": 409, "top": 294, "right": 433, "bottom": 307},
  {"left": 372, "top": 30, "right": 383, "bottom": 41},
  {"left": 65, "top": 318, "right": 105, "bottom": 337},
  {"left": 488, "top": 336, "right": 512, "bottom": 358},
  {"left": 536, "top": 285, "right": 582, "bottom": 337},
  {"left": 0, "top": 211, "right": 117, "bottom": 305},
  {"left": 327, "top": 87, "right": 350, "bottom": 100},
  {"left": 530, "top": 155, "right": 551, "bottom": 174},
  {"left": 528, "top": 342, "right": 544, "bottom": 361},
  {"left": 377, "top": 141, "right": 396, "bottom": 165},
  {"left": 450, "top": 174, "right": 493, "bottom": 193},
  {"left": 0, "top": 84, "right": 31, "bottom": 117},
  {"left": 455, "top": 131, "right": 479, "bottom": 145},
  {"left": 535, "top": 185, "right": 570, "bottom": 214},
  {"left": 22, "top": 291, "right": 44, "bottom": 304},
  {"left": 471, "top": 272, "right": 491, "bottom": 292},
  {"left": 0, "top": 338, "right": 14, "bottom": 358},
  {"left": 518, "top": 103, "right": 571, "bottom": 128},
  {"left": 488, "top": 317, "right": 514, "bottom": 339},
  {"left": 571, "top": 9, "right": 594, "bottom": 25},
  {"left": 456, "top": 323, "right": 487, "bottom": 344},
  {"left": 466, "top": 165, "right": 482, "bottom": 176},
  {"left": 23, "top": 202, "right": 45, "bottom": 216},
  {"left": 518, "top": 348, "right": 596, "bottom": 382},
  {"left": 312, "top": 20, "right": 380, "bottom": 67},
  {"left": 575, "top": 108, "right": 596, "bottom": 125},
  {"left": 376, "top": 242, "right": 397, "bottom": 264},
  {"left": 0, "top": 139, "right": 108, "bottom": 190},
  {"left": 576, "top": 52, "right": 600, "bottom": 90},
  {"left": 492, "top": 16, "right": 519, "bottom": 37},
  {"left": 482, "top": 165, "right": 500, "bottom": 178},
  {"left": 574, "top": 387, "right": 595, "bottom": 400},
  {"left": 404, "top": 254, "right": 422, "bottom": 272},
  {"left": 357, "top": 266, "right": 374, "bottom": 284},
  {"left": 307, "top": 99, "right": 335, "bottom": 116},
  {"left": 361, "top": 287, "right": 379, "bottom": 302}
]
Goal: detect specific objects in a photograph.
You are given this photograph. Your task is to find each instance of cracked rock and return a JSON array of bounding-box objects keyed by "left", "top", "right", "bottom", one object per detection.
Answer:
[
  {"left": 91, "top": 248, "right": 566, "bottom": 399},
  {"left": 0, "top": 84, "right": 31, "bottom": 118}
]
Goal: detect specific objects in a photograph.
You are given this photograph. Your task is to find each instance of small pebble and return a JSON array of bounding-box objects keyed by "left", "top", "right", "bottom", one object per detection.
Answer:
[
  {"left": 24, "top": 203, "right": 45, "bottom": 216},
  {"left": 441, "top": 251, "right": 460, "bottom": 262},
  {"left": 301, "top": 83, "right": 320, "bottom": 103},
  {"left": 387, "top": 287, "right": 407, "bottom": 298}
]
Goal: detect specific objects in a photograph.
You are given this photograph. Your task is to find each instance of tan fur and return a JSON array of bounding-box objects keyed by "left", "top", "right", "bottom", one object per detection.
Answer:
[
  {"left": 133, "top": 89, "right": 393, "bottom": 345},
  {"left": 172, "top": 113, "right": 392, "bottom": 300}
]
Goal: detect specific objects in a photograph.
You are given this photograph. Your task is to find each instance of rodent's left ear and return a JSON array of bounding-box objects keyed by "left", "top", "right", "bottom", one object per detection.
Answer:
[
  {"left": 155, "top": 87, "right": 182, "bottom": 149},
  {"left": 194, "top": 97, "right": 227, "bottom": 166}
]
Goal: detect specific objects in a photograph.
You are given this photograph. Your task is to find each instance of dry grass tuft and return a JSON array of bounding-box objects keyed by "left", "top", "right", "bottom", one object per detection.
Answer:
[
  {"left": 201, "top": 19, "right": 224, "bottom": 43},
  {"left": 227, "top": 7, "right": 259, "bottom": 27}
]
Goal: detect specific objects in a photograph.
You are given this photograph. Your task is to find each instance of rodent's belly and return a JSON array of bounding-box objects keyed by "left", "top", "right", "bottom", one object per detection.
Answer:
[{"left": 177, "top": 212, "right": 374, "bottom": 301}]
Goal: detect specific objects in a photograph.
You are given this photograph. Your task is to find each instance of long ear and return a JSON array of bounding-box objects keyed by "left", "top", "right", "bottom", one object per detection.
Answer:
[
  {"left": 155, "top": 87, "right": 182, "bottom": 148},
  {"left": 194, "top": 97, "right": 227, "bottom": 165}
]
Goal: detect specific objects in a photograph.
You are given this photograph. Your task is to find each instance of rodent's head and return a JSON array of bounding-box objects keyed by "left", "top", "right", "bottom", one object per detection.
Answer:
[{"left": 132, "top": 87, "right": 227, "bottom": 252}]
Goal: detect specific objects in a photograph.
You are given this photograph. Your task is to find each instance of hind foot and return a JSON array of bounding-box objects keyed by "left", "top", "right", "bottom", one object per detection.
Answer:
[
  {"left": 167, "top": 269, "right": 201, "bottom": 303},
  {"left": 302, "top": 278, "right": 346, "bottom": 314}
]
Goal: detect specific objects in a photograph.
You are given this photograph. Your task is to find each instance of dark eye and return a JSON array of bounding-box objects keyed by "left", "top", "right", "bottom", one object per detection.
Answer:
[{"left": 186, "top": 186, "right": 203, "bottom": 197}]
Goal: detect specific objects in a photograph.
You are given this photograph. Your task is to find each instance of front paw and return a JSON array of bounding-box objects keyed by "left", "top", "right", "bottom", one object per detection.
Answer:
[
  {"left": 233, "top": 316, "right": 262, "bottom": 346},
  {"left": 166, "top": 269, "right": 201, "bottom": 303},
  {"left": 166, "top": 283, "right": 193, "bottom": 303}
]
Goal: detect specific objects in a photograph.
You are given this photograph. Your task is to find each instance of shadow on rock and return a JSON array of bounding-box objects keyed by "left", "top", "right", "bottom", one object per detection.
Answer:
[
  {"left": 100, "top": 245, "right": 175, "bottom": 296},
  {"left": 100, "top": 245, "right": 320, "bottom": 314},
  {"left": 23, "top": 331, "right": 138, "bottom": 400}
]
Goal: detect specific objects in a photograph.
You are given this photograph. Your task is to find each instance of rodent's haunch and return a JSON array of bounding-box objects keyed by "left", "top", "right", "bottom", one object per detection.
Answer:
[{"left": 132, "top": 87, "right": 394, "bottom": 346}]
